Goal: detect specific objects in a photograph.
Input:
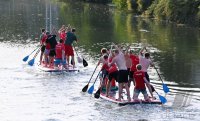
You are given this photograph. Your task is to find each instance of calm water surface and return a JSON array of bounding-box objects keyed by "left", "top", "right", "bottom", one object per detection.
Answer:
[{"left": 0, "top": 0, "right": 200, "bottom": 121}]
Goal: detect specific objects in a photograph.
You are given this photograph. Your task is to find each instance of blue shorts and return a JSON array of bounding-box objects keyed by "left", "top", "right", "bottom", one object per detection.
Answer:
[
  {"left": 54, "top": 59, "right": 66, "bottom": 65},
  {"left": 134, "top": 88, "right": 148, "bottom": 95}
]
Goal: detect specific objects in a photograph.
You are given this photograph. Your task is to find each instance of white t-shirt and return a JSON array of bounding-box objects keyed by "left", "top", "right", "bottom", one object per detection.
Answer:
[
  {"left": 139, "top": 54, "right": 152, "bottom": 72},
  {"left": 112, "top": 51, "right": 127, "bottom": 70}
]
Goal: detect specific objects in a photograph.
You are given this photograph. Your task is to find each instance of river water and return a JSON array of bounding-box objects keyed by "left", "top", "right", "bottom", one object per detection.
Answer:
[{"left": 0, "top": 0, "right": 200, "bottom": 121}]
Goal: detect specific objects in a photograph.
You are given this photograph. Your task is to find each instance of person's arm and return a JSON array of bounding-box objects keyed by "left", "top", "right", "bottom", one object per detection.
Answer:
[
  {"left": 108, "top": 57, "right": 116, "bottom": 67},
  {"left": 139, "top": 46, "right": 146, "bottom": 56}
]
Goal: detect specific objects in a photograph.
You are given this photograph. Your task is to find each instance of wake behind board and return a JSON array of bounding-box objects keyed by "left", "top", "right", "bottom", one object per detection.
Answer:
[
  {"left": 37, "top": 64, "right": 79, "bottom": 72},
  {"left": 100, "top": 93, "right": 162, "bottom": 106}
]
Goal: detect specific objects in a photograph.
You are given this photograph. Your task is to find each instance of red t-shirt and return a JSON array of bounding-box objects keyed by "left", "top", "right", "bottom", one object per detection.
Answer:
[
  {"left": 101, "top": 59, "right": 109, "bottom": 71},
  {"left": 108, "top": 57, "right": 118, "bottom": 73},
  {"left": 130, "top": 54, "right": 139, "bottom": 72},
  {"left": 134, "top": 70, "right": 146, "bottom": 89},
  {"left": 40, "top": 33, "right": 47, "bottom": 45},
  {"left": 59, "top": 32, "right": 66, "bottom": 43},
  {"left": 55, "top": 43, "right": 65, "bottom": 59}
]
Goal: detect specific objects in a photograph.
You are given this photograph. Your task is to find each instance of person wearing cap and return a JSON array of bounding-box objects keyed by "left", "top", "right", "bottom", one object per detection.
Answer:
[{"left": 64, "top": 27, "right": 78, "bottom": 68}]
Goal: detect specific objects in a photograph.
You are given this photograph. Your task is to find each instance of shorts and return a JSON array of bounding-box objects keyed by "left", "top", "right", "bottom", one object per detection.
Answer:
[
  {"left": 117, "top": 70, "right": 128, "bottom": 83},
  {"left": 49, "top": 50, "right": 56, "bottom": 57},
  {"left": 54, "top": 58, "right": 66, "bottom": 65},
  {"left": 108, "top": 71, "right": 118, "bottom": 82},
  {"left": 41, "top": 45, "right": 46, "bottom": 52},
  {"left": 44, "top": 49, "right": 50, "bottom": 55},
  {"left": 65, "top": 45, "right": 74, "bottom": 56},
  {"left": 134, "top": 88, "right": 148, "bottom": 95},
  {"left": 129, "top": 71, "right": 134, "bottom": 80},
  {"left": 145, "top": 72, "right": 150, "bottom": 82}
]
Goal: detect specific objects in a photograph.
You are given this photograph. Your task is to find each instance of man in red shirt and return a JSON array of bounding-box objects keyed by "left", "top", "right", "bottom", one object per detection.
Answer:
[
  {"left": 133, "top": 64, "right": 152, "bottom": 102},
  {"left": 54, "top": 39, "right": 66, "bottom": 68}
]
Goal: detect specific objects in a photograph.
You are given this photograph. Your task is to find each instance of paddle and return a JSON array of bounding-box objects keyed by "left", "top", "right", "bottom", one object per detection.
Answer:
[
  {"left": 23, "top": 46, "right": 40, "bottom": 62},
  {"left": 144, "top": 47, "right": 169, "bottom": 93},
  {"left": 154, "top": 66, "right": 170, "bottom": 93},
  {"left": 28, "top": 47, "right": 41, "bottom": 66},
  {"left": 82, "top": 63, "right": 99, "bottom": 92},
  {"left": 74, "top": 44, "right": 88, "bottom": 67},
  {"left": 154, "top": 90, "right": 167, "bottom": 104},
  {"left": 88, "top": 71, "right": 101, "bottom": 94},
  {"left": 94, "top": 87, "right": 101, "bottom": 99}
]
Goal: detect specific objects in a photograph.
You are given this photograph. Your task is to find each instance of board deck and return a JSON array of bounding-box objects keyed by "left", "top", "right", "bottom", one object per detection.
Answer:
[
  {"left": 37, "top": 64, "right": 79, "bottom": 72},
  {"left": 100, "top": 92, "right": 162, "bottom": 106}
]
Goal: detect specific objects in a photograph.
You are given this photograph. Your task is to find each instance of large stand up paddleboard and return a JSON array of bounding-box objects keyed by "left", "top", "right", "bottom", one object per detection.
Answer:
[
  {"left": 100, "top": 92, "right": 162, "bottom": 106},
  {"left": 37, "top": 63, "right": 79, "bottom": 72}
]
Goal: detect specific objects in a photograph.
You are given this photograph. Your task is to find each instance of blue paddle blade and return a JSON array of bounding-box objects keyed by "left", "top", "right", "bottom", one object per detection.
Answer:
[
  {"left": 158, "top": 95, "right": 167, "bottom": 104},
  {"left": 88, "top": 85, "right": 94, "bottom": 94},
  {"left": 163, "top": 84, "right": 170, "bottom": 93},
  {"left": 23, "top": 56, "right": 29, "bottom": 62},
  {"left": 28, "top": 59, "right": 35, "bottom": 66}
]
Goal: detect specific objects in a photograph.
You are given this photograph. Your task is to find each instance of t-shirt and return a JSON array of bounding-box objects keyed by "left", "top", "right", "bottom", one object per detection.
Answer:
[
  {"left": 40, "top": 33, "right": 47, "bottom": 44},
  {"left": 46, "top": 35, "right": 58, "bottom": 49},
  {"left": 59, "top": 32, "right": 66, "bottom": 43},
  {"left": 108, "top": 57, "right": 118, "bottom": 74},
  {"left": 134, "top": 70, "right": 146, "bottom": 89},
  {"left": 55, "top": 43, "right": 65, "bottom": 59},
  {"left": 65, "top": 32, "right": 77, "bottom": 46},
  {"left": 139, "top": 55, "right": 152, "bottom": 72},
  {"left": 130, "top": 54, "right": 139, "bottom": 72}
]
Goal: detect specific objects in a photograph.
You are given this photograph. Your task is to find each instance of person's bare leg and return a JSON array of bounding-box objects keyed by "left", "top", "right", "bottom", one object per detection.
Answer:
[
  {"left": 117, "top": 83, "right": 123, "bottom": 101},
  {"left": 125, "top": 83, "right": 131, "bottom": 102},
  {"left": 40, "top": 52, "right": 44, "bottom": 65},
  {"left": 106, "top": 81, "right": 111, "bottom": 97},
  {"left": 72, "top": 56, "right": 75, "bottom": 68}
]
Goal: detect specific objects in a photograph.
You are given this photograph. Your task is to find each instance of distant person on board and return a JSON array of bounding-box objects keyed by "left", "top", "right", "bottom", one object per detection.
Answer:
[
  {"left": 133, "top": 64, "right": 152, "bottom": 102},
  {"left": 106, "top": 48, "right": 118, "bottom": 97},
  {"left": 39, "top": 28, "right": 47, "bottom": 65},
  {"left": 139, "top": 46, "right": 154, "bottom": 98},
  {"left": 58, "top": 25, "right": 66, "bottom": 44},
  {"left": 124, "top": 48, "right": 132, "bottom": 86},
  {"left": 54, "top": 39, "right": 66, "bottom": 69},
  {"left": 43, "top": 31, "right": 51, "bottom": 67},
  {"left": 65, "top": 27, "right": 78, "bottom": 68},
  {"left": 109, "top": 44, "right": 131, "bottom": 102},
  {"left": 46, "top": 29, "right": 58, "bottom": 67}
]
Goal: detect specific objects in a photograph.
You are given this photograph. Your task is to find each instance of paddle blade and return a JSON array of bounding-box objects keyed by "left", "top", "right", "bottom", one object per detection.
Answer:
[
  {"left": 158, "top": 94, "right": 167, "bottom": 104},
  {"left": 28, "top": 59, "right": 35, "bottom": 66},
  {"left": 23, "top": 56, "right": 29, "bottom": 62},
  {"left": 83, "top": 58, "right": 88, "bottom": 67},
  {"left": 163, "top": 84, "right": 170, "bottom": 93},
  {"left": 88, "top": 85, "right": 94, "bottom": 94},
  {"left": 82, "top": 84, "right": 89, "bottom": 92},
  {"left": 94, "top": 88, "right": 101, "bottom": 99}
]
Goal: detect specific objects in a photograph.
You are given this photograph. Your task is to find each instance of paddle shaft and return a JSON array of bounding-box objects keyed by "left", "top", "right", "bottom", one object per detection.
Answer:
[
  {"left": 33, "top": 47, "right": 41, "bottom": 59},
  {"left": 93, "top": 70, "right": 101, "bottom": 85},
  {"left": 87, "top": 63, "right": 99, "bottom": 84}
]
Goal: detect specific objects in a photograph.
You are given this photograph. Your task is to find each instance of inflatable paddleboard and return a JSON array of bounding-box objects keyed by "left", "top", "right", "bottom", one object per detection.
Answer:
[
  {"left": 100, "top": 92, "right": 162, "bottom": 106},
  {"left": 37, "top": 64, "right": 79, "bottom": 72}
]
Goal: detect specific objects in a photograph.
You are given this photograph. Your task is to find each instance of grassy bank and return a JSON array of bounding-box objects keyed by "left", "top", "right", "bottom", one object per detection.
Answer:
[{"left": 81, "top": 0, "right": 200, "bottom": 27}]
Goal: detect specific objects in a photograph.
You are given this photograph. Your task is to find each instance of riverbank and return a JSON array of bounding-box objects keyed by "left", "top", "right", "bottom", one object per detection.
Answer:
[{"left": 80, "top": 0, "right": 200, "bottom": 28}]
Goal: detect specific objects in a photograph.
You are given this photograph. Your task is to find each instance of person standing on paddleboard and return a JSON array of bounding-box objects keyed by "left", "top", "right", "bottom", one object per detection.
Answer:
[
  {"left": 139, "top": 46, "right": 154, "bottom": 98},
  {"left": 109, "top": 44, "right": 131, "bottom": 102},
  {"left": 39, "top": 28, "right": 47, "bottom": 65},
  {"left": 133, "top": 64, "right": 152, "bottom": 102},
  {"left": 54, "top": 39, "right": 66, "bottom": 69},
  {"left": 65, "top": 27, "right": 78, "bottom": 68},
  {"left": 46, "top": 29, "right": 57, "bottom": 67}
]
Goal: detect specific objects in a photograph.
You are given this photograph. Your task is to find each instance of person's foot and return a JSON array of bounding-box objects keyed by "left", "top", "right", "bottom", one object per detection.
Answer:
[
  {"left": 128, "top": 97, "right": 131, "bottom": 102},
  {"left": 116, "top": 98, "right": 121, "bottom": 101}
]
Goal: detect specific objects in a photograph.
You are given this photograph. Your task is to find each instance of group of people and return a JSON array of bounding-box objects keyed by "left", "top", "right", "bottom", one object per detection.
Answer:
[
  {"left": 98, "top": 44, "right": 155, "bottom": 102},
  {"left": 39, "top": 25, "right": 78, "bottom": 69}
]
